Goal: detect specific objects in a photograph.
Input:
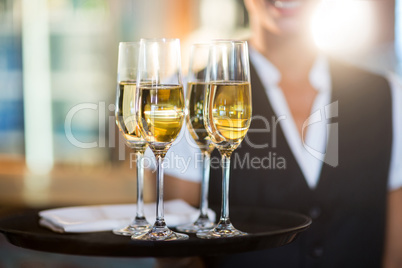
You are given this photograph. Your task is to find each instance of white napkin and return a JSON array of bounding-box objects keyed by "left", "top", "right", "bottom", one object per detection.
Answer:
[{"left": 39, "top": 199, "right": 215, "bottom": 233}]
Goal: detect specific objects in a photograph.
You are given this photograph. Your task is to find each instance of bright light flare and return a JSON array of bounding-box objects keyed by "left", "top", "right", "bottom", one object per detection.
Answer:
[{"left": 311, "top": 0, "right": 375, "bottom": 53}]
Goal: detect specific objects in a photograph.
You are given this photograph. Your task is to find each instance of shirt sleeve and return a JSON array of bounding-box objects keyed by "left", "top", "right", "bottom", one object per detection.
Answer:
[{"left": 388, "top": 73, "right": 402, "bottom": 191}]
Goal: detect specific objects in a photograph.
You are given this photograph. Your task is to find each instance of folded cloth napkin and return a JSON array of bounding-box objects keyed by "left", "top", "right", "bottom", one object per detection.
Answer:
[{"left": 39, "top": 199, "right": 215, "bottom": 233}]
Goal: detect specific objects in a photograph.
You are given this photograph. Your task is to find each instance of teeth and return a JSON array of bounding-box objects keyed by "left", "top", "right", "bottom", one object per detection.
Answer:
[{"left": 273, "top": 1, "right": 302, "bottom": 9}]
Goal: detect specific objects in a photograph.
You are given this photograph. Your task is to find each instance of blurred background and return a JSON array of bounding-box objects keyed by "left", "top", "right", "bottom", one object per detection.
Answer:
[{"left": 0, "top": 0, "right": 400, "bottom": 266}]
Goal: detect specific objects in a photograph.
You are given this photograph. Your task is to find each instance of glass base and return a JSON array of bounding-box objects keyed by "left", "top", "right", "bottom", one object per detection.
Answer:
[
  {"left": 113, "top": 218, "right": 152, "bottom": 236},
  {"left": 176, "top": 216, "right": 215, "bottom": 233},
  {"left": 196, "top": 220, "right": 247, "bottom": 239},
  {"left": 131, "top": 225, "right": 189, "bottom": 241}
]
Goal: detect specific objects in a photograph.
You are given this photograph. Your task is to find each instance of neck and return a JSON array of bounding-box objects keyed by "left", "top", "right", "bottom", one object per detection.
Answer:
[{"left": 249, "top": 26, "right": 318, "bottom": 81}]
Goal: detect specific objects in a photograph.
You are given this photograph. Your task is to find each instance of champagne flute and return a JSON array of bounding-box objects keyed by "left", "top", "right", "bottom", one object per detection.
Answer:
[
  {"left": 197, "top": 40, "right": 252, "bottom": 239},
  {"left": 113, "top": 42, "right": 151, "bottom": 236},
  {"left": 132, "top": 38, "right": 189, "bottom": 241},
  {"left": 176, "top": 43, "right": 215, "bottom": 233}
]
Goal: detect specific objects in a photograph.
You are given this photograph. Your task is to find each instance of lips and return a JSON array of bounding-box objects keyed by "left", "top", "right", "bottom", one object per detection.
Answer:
[
  {"left": 267, "top": 0, "right": 303, "bottom": 16},
  {"left": 272, "top": 0, "right": 302, "bottom": 9}
]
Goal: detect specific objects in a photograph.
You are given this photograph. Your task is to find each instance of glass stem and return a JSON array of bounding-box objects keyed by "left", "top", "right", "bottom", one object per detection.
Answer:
[
  {"left": 155, "top": 154, "right": 166, "bottom": 227},
  {"left": 199, "top": 151, "right": 211, "bottom": 218},
  {"left": 220, "top": 153, "right": 231, "bottom": 222},
  {"left": 135, "top": 151, "right": 145, "bottom": 219}
]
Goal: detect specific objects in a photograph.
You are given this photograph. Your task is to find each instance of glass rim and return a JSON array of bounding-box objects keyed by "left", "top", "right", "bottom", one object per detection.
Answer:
[
  {"left": 191, "top": 42, "right": 211, "bottom": 46},
  {"left": 210, "top": 39, "right": 247, "bottom": 44},
  {"left": 119, "top": 41, "right": 140, "bottom": 45}
]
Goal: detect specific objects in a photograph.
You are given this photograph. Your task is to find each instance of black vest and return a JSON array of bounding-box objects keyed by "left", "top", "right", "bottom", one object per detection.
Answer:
[{"left": 206, "top": 59, "right": 393, "bottom": 268}]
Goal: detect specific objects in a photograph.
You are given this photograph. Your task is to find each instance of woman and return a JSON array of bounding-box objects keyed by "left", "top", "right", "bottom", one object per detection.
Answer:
[{"left": 163, "top": 0, "right": 402, "bottom": 267}]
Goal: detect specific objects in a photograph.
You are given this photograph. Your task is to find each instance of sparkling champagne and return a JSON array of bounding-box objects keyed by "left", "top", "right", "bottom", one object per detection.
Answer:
[
  {"left": 186, "top": 82, "right": 214, "bottom": 153},
  {"left": 204, "top": 81, "right": 252, "bottom": 154},
  {"left": 115, "top": 81, "right": 147, "bottom": 150},
  {"left": 138, "top": 85, "right": 185, "bottom": 150}
]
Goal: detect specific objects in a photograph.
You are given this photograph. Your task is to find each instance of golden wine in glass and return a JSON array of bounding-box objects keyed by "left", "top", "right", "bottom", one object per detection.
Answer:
[
  {"left": 197, "top": 40, "right": 252, "bottom": 239},
  {"left": 113, "top": 42, "right": 151, "bottom": 236},
  {"left": 177, "top": 43, "right": 215, "bottom": 233},
  {"left": 132, "top": 38, "right": 189, "bottom": 241}
]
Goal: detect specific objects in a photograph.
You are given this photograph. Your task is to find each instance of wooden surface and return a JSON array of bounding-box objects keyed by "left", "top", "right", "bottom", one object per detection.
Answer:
[{"left": 0, "top": 156, "right": 156, "bottom": 209}]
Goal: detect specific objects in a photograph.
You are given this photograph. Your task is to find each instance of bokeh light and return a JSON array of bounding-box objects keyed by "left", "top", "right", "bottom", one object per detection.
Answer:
[{"left": 311, "top": 0, "right": 375, "bottom": 54}]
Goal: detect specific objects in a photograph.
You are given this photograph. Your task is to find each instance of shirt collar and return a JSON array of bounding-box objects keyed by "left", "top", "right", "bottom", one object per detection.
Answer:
[
  {"left": 249, "top": 46, "right": 331, "bottom": 93},
  {"left": 309, "top": 53, "right": 331, "bottom": 93},
  {"left": 249, "top": 46, "right": 281, "bottom": 87}
]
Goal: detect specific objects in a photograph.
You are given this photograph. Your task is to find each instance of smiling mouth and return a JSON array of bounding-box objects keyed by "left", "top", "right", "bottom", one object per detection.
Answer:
[{"left": 269, "top": 0, "right": 302, "bottom": 9}]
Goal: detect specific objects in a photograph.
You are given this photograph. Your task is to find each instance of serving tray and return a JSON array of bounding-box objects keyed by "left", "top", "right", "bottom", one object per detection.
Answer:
[{"left": 0, "top": 207, "right": 311, "bottom": 257}]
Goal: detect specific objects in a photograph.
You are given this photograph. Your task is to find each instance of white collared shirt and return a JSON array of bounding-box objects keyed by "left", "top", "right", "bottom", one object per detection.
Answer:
[
  {"left": 249, "top": 49, "right": 332, "bottom": 188},
  {"left": 248, "top": 47, "right": 402, "bottom": 190},
  {"left": 162, "top": 48, "right": 402, "bottom": 191}
]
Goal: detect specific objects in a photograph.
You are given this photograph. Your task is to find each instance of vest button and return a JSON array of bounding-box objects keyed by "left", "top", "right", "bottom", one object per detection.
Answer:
[
  {"left": 309, "top": 207, "right": 321, "bottom": 219},
  {"left": 311, "top": 247, "right": 324, "bottom": 258}
]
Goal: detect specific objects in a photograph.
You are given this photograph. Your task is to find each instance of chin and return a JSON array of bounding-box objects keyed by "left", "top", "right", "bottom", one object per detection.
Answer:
[
  {"left": 275, "top": 18, "right": 309, "bottom": 36},
  {"left": 260, "top": 15, "right": 309, "bottom": 37},
  {"left": 262, "top": 0, "right": 316, "bottom": 36}
]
